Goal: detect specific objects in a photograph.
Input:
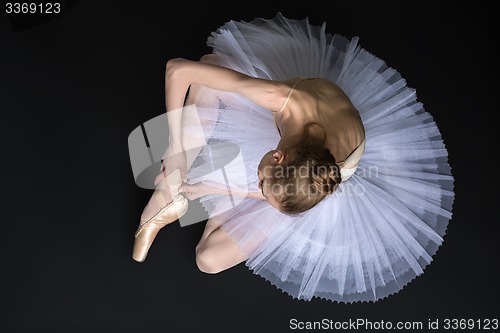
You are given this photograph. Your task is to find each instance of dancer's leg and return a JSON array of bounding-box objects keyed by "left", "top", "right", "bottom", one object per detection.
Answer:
[
  {"left": 134, "top": 55, "right": 232, "bottom": 262},
  {"left": 141, "top": 54, "right": 222, "bottom": 223},
  {"left": 195, "top": 216, "right": 248, "bottom": 274}
]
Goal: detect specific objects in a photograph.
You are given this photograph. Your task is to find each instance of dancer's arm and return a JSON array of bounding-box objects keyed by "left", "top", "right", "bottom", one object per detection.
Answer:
[
  {"left": 179, "top": 182, "right": 266, "bottom": 201},
  {"left": 163, "top": 57, "right": 287, "bottom": 181},
  {"left": 166, "top": 57, "right": 288, "bottom": 113}
]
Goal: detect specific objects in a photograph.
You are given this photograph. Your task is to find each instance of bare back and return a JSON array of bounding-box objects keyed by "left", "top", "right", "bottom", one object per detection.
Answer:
[{"left": 274, "top": 77, "right": 365, "bottom": 162}]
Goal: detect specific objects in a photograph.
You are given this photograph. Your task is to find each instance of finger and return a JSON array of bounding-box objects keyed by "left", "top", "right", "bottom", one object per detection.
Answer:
[
  {"left": 154, "top": 175, "right": 162, "bottom": 186},
  {"left": 154, "top": 170, "right": 166, "bottom": 185},
  {"left": 188, "top": 193, "right": 200, "bottom": 200},
  {"left": 178, "top": 184, "right": 192, "bottom": 193},
  {"left": 180, "top": 169, "right": 187, "bottom": 182}
]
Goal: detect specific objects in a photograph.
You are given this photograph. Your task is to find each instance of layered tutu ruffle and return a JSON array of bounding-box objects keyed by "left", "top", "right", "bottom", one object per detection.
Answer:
[{"left": 185, "top": 13, "right": 454, "bottom": 302}]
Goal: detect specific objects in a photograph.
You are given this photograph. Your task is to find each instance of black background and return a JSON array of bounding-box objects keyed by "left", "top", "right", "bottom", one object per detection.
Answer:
[{"left": 0, "top": 1, "right": 498, "bottom": 332}]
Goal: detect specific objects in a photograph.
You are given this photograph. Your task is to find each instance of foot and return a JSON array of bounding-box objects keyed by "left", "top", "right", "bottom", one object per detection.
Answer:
[{"left": 132, "top": 169, "right": 188, "bottom": 262}]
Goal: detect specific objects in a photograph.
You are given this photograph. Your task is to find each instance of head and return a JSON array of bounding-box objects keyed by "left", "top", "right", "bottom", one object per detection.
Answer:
[{"left": 257, "top": 125, "right": 341, "bottom": 215}]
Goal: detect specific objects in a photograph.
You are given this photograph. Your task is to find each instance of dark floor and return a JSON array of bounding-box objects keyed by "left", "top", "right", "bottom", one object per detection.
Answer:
[{"left": 0, "top": 1, "right": 497, "bottom": 332}]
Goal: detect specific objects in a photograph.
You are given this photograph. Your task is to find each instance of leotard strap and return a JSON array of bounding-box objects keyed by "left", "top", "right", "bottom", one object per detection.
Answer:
[
  {"left": 338, "top": 138, "right": 366, "bottom": 181},
  {"left": 273, "top": 78, "right": 315, "bottom": 137},
  {"left": 276, "top": 77, "right": 315, "bottom": 113}
]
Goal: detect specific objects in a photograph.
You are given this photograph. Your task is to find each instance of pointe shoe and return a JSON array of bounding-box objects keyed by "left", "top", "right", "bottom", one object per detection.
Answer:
[{"left": 132, "top": 169, "right": 188, "bottom": 262}]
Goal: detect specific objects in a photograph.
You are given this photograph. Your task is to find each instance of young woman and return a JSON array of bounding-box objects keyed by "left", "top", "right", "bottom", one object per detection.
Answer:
[{"left": 132, "top": 13, "right": 454, "bottom": 303}]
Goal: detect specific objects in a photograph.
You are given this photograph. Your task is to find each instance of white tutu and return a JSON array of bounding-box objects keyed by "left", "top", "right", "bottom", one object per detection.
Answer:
[{"left": 185, "top": 13, "right": 455, "bottom": 303}]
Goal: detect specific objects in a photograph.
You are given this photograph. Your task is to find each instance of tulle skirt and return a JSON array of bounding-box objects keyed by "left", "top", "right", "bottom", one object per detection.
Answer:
[{"left": 184, "top": 13, "right": 455, "bottom": 303}]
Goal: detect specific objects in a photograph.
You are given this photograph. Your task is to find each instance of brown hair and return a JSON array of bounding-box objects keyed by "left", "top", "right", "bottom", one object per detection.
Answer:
[{"left": 269, "top": 124, "right": 341, "bottom": 215}]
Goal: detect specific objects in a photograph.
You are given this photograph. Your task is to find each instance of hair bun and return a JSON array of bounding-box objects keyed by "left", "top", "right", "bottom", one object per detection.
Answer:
[
  {"left": 310, "top": 162, "right": 341, "bottom": 195},
  {"left": 326, "top": 163, "right": 341, "bottom": 194}
]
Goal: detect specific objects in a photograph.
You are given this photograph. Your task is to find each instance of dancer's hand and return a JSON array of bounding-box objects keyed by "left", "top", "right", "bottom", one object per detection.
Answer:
[
  {"left": 178, "top": 182, "right": 214, "bottom": 200},
  {"left": 154, "top": 146, "right": 187, "bottom": 186}
]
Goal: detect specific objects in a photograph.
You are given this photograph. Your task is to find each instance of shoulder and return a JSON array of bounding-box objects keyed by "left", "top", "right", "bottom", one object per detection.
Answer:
[
  {"left": 276, "top": 77, "right": 346, "bottom": 113},
  {"left": 290, "top": 78, "right": 342, "bottom": 98},
  {"left": 289, "top": 78, "right": 335, "bottom": 106},
  {"left": 308, "top": 78, "right": 347, "bottom": 96}
]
